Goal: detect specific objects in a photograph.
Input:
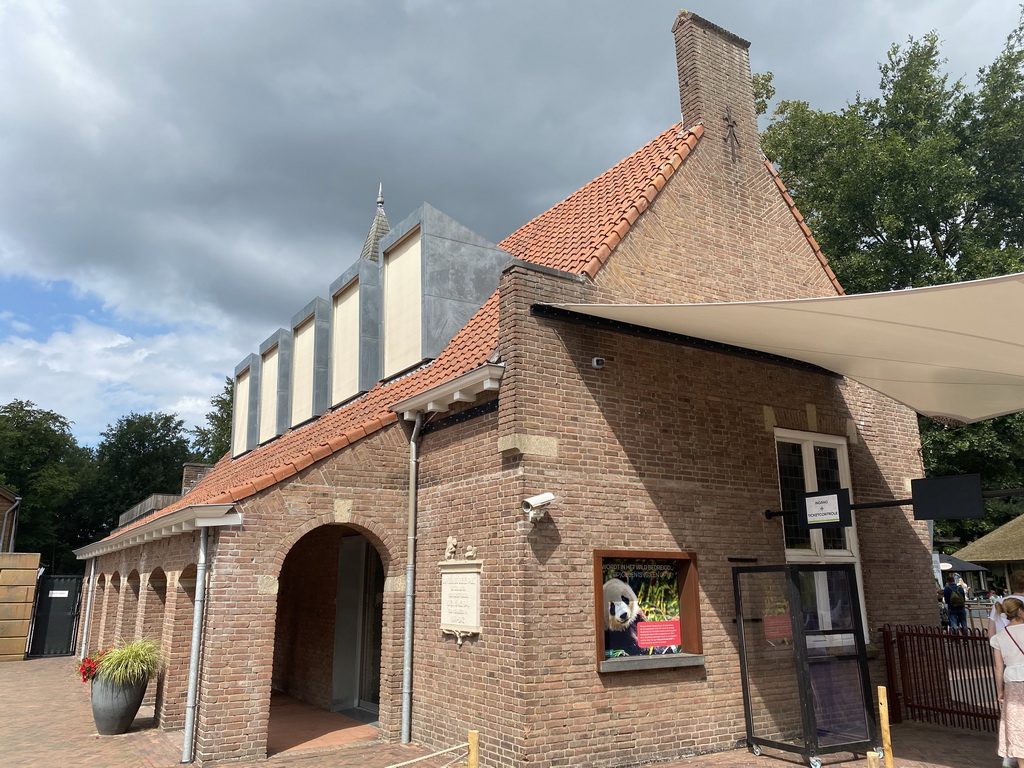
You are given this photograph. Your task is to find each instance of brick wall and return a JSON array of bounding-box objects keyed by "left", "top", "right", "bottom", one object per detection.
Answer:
[{"left": 488, "top": 259, "right": 928, "bottom": 767}]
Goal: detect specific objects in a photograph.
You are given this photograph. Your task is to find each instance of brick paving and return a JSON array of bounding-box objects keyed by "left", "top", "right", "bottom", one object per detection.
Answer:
[{"left": 0, "top": 657, "right": 1002, "bottom": 768}]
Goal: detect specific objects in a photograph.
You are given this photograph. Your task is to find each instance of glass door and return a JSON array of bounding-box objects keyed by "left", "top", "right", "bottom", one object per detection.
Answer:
[{"left": 357, "top": 548, "right": 384, "bottom": 712}]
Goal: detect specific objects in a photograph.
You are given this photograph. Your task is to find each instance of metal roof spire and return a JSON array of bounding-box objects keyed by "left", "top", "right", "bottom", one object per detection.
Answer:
[{"left": 360, "top": 184, "right": 390, "bottom": 263}]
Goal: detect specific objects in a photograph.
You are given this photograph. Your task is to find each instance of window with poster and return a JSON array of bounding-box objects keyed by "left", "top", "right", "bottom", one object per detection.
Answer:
[{"left": 593, "top": 550, "right": 704, "bottom": 672}]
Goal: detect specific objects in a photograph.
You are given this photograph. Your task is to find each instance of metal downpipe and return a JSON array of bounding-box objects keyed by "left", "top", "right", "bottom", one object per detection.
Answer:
[
  {"left": 181, "top": 526, "right": 209, "bottom": 764},
  {"left": 1, "top": 496, "right": 21, "bottom": 552},
  {"left": 401, "top": 412, "right": 424, "bottom": 744},
  {"left": 78, "top": 558, "right": 97, "bottom": 659}
]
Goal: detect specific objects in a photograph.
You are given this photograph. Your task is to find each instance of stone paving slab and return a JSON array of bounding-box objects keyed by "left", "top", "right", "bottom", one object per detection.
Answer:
[{"left": 0, "top": 656, "right": 1002, "bottom": 768}]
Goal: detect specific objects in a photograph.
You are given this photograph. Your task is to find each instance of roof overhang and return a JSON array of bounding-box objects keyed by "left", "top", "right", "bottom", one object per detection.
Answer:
[
  {"left": 549, "top": 272, "right": 1024, "bottom": 426},
  {"left": 74, "top": 504, "right": 241, "bottom": 559},
  {"left": 391, "top": 363, "right": 504, "bottom": 421}
]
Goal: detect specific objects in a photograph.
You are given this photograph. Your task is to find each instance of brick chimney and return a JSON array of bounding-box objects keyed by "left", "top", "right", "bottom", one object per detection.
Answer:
[
  {"left": 672, "top": 12, "right": 758, "bottom": 165},
  {"left": 182, "top": 462, "right": 214, "bottom": 495}
]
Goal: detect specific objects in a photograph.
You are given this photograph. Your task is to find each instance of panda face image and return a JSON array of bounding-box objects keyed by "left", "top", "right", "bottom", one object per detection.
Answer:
[{"left": 603, "top": 578, "right": 641, "bottom": 631}]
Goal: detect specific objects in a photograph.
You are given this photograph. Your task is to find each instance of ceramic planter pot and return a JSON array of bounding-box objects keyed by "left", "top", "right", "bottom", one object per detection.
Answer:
[{"left": 91, "top": 675, "right": 148, "bottom": 735}]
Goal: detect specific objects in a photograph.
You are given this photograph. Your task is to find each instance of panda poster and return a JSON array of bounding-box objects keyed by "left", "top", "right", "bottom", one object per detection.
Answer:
[{"left": 602, "top": 558, "right": 681, "bottom": 658}]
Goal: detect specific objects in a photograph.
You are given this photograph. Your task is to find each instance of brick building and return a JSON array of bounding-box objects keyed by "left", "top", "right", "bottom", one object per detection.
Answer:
[{"left": 74, "top": 13, "right": 935, "bottom": 767}]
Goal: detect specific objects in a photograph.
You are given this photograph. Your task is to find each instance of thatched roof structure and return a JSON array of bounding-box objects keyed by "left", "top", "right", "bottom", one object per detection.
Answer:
[{"left": 956, "top": 513, "right": 1024, "bottom": 563}]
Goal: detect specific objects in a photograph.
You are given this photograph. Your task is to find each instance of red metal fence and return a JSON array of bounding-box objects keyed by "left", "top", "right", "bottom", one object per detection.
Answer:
[{"left": 882, "top": 624, "right": 998, "bottom": 732}]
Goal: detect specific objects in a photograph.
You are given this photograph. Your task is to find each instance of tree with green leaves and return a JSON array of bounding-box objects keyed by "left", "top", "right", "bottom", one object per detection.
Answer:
[
  {"left": 91, "top": 412, "right": 198, "bottom": 534},
  {"left": 0, "top": 400, "right": 93, "bottom": 572},
  {"left": 192, "top": 377, "right": 233, "bottom": 463},
  {"left": 759, "top": 11, "right": 1024, "bottom": 550}
]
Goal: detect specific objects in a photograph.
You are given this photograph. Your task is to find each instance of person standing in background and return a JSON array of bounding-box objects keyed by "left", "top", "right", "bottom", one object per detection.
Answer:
[
  {"left": 991, "top": 597, "right": 1024, "bottom": 768},
  {"left": 992, "top": 572, "right": 1024, "bottom": 768},
  {"left": 944, "top": 572, "right": 968, "bottom": 632}
]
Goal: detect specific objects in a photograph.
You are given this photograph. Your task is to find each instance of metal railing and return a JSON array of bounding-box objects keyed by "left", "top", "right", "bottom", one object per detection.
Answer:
[{"left": 882, "top": 624, "right": 998, "bottom": 732}]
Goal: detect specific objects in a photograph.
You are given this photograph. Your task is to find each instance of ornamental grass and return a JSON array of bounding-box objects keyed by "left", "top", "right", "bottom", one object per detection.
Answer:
[{"left": 96, "top": 638, "right": 162, "bottom": 685}]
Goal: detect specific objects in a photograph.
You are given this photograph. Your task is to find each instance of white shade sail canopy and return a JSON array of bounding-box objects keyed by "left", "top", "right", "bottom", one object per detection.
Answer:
[{"left": 554, "top": 272, "right": 1024, "bottom": 425}]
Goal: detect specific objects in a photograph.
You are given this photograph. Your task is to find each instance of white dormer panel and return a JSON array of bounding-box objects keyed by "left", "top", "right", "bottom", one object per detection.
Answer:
[
  {"left": 258, "top": 345, "right": 279, "bottom": 444},
  {"left": 231, "top": 368, "right": 251, "bottom": 457},
  {"left": 331, "top": 279, "right": 360, "bottom": 404},
  {"left": 291, "top": 317, "right": 315, "bottom": 426},
  {"left": 383, "top": 229, "right": 422, "bottom": 377}
]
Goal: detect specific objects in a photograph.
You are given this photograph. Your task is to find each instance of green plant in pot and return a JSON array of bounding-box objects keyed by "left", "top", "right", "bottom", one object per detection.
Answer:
[{"left": 84, "top": 638, "right": 161, "bottom": 735}]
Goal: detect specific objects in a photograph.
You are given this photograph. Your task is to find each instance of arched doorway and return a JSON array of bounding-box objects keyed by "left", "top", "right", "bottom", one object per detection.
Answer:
[{"left": 270, "top": 525, "right": 385, "bottom": 753}]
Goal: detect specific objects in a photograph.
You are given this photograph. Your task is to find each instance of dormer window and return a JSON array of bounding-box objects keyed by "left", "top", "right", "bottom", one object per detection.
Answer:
[
  {"left": 291, "top": 317, "right": 315, "bottom": 426},
  {"left": 382, "top": 228, "right": 422, "bottom": 378},
  {"left": 289, "top": 298, "right": 330, "bottom": 428},
  {"left": 258, "top": 344, "right": 280, "bottom": 444},
  {"left": 231, "top": 367, "right": 250, "bottom": 457},
  {"left": 230, "top": 355, "right": 259, "bottom": 457},
  {"left": 257, "top": 329, "right": 292, "bottom": 445},
  {"left": 331, "top": 277, "right": 360, "bottom": 404}
]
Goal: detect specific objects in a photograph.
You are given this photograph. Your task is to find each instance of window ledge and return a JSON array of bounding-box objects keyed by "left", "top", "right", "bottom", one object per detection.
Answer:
[{"left": 600, "top": 653, "right": 705, "bottom": 673}]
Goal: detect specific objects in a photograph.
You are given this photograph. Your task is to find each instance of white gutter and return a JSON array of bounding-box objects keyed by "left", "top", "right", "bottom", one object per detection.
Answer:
[
  {"left": 391, "top": 363, "right": 503, "bottom": 421},
  {"left": 74, "top": 504, "right": 240, "bottom": 559}
]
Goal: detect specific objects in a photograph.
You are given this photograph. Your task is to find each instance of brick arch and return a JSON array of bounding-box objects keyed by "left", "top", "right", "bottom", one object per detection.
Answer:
[
  {"left": 89, "top": 574, "right": 107, "bottom": 652},
  {"left": 142, "top": 568, "right": 168, "bottom": 641},
  {"left": 265, "top": 512, "right": 397, "bottom": 581},
  {"left": 104, "top": 571, "right": 121, "bottom": 644},
  {"left": 158, "top": 563, "right": 197, "bottom": 729},
  {"left": 122, "top": 570, "right": 142, "bottom": 639},
  {"left": 269, "top": 514, "right": 395, "bottom": 720}
]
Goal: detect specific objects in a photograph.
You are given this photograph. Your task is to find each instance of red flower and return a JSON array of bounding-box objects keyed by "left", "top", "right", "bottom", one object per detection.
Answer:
[{"left": 77, "top": 649, "right": 108, "bottom": 682}]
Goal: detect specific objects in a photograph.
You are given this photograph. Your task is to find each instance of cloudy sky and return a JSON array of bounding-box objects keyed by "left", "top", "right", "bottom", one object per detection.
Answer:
[{"left": 1, "top": 0, "right": 1019, "bottom": 446}]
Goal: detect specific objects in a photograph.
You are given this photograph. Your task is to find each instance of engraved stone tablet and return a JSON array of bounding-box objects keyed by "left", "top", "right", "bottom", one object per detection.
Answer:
[{"left": 439, "top": 560, "right": 482, "bottom": 635}]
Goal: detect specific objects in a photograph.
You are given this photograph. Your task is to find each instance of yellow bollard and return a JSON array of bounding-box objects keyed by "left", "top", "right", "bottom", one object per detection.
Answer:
[
  {"left": 877, "top": 686, "right": 894, "bottom": 768},
  {"left": 467, "top": 729, "right": 479, "bottom": 768},
  {"left": 866, "top": 751, "right": 880, "bottom": 768}
]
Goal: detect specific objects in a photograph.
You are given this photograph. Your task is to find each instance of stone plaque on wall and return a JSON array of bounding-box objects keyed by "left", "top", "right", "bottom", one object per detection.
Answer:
[{"left": 439, "top": 560, "right": 482, "bottom": 638}]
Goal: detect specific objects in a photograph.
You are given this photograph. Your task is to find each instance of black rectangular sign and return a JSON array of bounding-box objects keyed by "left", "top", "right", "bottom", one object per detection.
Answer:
[{"left": 912, "top": 474, "right": 984, "bottom": 520}]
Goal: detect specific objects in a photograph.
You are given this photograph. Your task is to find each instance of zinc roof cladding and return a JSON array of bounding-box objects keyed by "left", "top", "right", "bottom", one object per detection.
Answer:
[{"left": 103, "top": 124, "right": 706, "bottom": 542}]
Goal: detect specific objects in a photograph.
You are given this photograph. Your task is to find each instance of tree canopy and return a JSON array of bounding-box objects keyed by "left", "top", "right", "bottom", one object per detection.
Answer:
[
  {"left": 760, "top": 11, "right": 1024, "bottom": 552},
  {"left": 89, "top": 411, "right": 199, "bottom": 536},
  {"left": 0, "top": 387, "right": 228, "bottom": 572},
  {"left": 191, "top": 377, "right": 233, "bottom": 463},
  {"left": 0, "top": 400, "right": 93, "bottom": 572},
  {"left": 762, "top": 17, "right": 1024, "bottom": 293}
]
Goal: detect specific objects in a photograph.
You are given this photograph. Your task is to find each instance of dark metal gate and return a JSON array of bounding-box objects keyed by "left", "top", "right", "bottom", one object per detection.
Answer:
[
  {"left": 28, "top": 575, "right": 83, "bottom": 657},
  {"left": 882, "top": 624, "right": 998, "bottom": 732}
]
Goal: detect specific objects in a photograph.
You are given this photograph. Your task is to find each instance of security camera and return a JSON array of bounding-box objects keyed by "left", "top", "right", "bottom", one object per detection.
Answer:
[
  {"left": 591, "top": 357, "right": 606, "bottom": 369},
  {"left": 522, "top": 492, "right": 555, "bottom": 522}
]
